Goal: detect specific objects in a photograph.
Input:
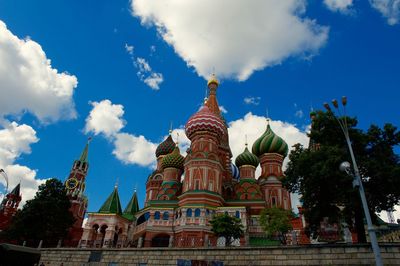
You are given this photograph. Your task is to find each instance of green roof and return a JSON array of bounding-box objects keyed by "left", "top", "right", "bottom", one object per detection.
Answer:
[
  {"left": 9, "top": 183, "right": 20, "bottom": 196},
  {"left": 122, "top": 191, "right": 139, "bottom": 220},
  {"left": 79, "top": 142, "right": 89, "bottom": 163},
  {"left": 98, "top": 186, "right": 122, "bottom": 214}
]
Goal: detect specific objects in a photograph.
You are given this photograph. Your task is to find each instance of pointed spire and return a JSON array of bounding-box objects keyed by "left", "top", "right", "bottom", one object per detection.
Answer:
[
  {"left": 79, "top": 137, "right": 92, "bottom": 163},
  {"left": 98, "top": 186, "right": 122, "bottom": 214},
  {"left": 123, "top": 189, "right": 139, "bottom": 220},
  {"left": 9, "top": 183, "right": 20, "bottom": 196},
  {"left": 206, "top": 73, "right": 221, "bottom": 115}
]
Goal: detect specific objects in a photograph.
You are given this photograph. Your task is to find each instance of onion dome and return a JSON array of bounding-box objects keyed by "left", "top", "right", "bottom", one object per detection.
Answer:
[
  {"left": 252, "top": 124, "right": 288, "bottom": 157},
  {"left": 235, "top": 146, "right": 259, "bottom": 168},
  {"left": 185, "top": 104, "right": 225, "bottom": 140},
  {"left": 231, "top": 163, "right": 240, "bottom": 180},
  {"left": 161, "top": 146, "right": 185, "bottom": 170},
  {"left": 155, "top": 134, "right": 175, "bottom": 157}
]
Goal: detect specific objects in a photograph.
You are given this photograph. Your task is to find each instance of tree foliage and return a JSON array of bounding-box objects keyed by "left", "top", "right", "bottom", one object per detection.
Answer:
[
  {"left": 284, "top": 110, "right": 400, "bottom": 242},
  {"left": 259, "top": 207, "right": 293, "bottom": 244},
  {"left": 210, "top": 213, "right": 244, "bottom": 246},
  {"left": 2, "top": 178, "right": 74, "bottom": 247}
]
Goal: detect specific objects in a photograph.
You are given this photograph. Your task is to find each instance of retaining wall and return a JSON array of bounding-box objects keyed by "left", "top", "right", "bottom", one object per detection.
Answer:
[{"left": 39, "top": 244, "right": 400, "bottom": 266}]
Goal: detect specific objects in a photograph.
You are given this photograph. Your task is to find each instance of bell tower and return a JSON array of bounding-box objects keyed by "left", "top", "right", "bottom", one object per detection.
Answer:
[{"left": 64, "top": 138, "right": 90, "bottom": 247}]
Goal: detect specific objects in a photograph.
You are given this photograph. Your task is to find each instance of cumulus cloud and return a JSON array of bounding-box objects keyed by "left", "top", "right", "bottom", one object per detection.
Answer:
[
  {"left": 113, "top": 133, "right": 157, "bottom": 167},
  {"left": 131, "top": 0, "right": 328, "bottom": 81},
  {"left": 0, "top": 121, "right": 46, "bottom": 206},
  {"left": 324, "top": 0, "right": 354, "bottom": 13},
  {"left": 370, "top": 0, "right": 400, "bottom": 25},
  {"left": 244, "top": 96, "right": 261, "bottom": 106},
  {"left": 84, "top": 100, "right": 126, "bottom": 138},
  {"left": 0, "top": 20, "right": 78, "bottom": 123}
]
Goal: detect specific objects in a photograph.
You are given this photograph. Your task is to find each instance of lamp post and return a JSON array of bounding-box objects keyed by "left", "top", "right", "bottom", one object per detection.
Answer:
[{"left": 324, "top": 97, "right": 383, "bottom": 266}]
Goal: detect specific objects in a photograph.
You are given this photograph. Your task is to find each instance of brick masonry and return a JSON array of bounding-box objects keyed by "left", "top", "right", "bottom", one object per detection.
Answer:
[{"left": 39, "top": 244, "right": 400, "bottom": 266}]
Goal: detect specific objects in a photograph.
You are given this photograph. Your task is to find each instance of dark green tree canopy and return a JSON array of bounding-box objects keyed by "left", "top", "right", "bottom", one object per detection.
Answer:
[
  {"left": 284, "top": 111, "right": 400, "bottom": 239},
  {"left": 210, "top": 213, "right": 244, "bottom": 247},
  {"left": 259, "top": 207, "right": 293, "bottom": 244},
  {"left": 3, "top": 178, "right": 75, "bottom": 247}
]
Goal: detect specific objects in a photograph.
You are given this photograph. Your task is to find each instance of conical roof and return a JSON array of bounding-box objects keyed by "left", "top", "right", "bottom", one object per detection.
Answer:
[
  {"left": 123, "top": 190, "right": 139, "bottom": 220},
  {"left": 161, "top": 146, "right": 185, "bottom": 170},
  {"left": 98, "top": 186, "right": 122, "bottom": 214},
  {"left": 9, "top": 183, "right": 20, "bottom": 196},
  {"left": 235, "top": 146, "right": 259, "bottom": 168},
  {"left": 155, "top": 135, "right": 175, "bottom": 158},
  {"left": 252, "top": 124, "right": 288, "bottom": 157}
]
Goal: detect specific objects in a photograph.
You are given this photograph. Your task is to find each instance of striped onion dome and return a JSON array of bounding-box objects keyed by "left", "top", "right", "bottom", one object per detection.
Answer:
[
  {"left": 155, "top": 135, "right": 175, "bottom": 157},
  {"left": 161, "top": 146, "right": 185, "bottom": 170},
  {"left": 252, "top": 124, "right": 288, "bottom": 157},
  {"left": 185, "top": 104, "right": 225, "bottom": 140},
  {"left": 235, "top": 146, "right": 259, "bottom": 168},
  {"left": 231, "top": 163, "right": 240, "bottom": 180}
]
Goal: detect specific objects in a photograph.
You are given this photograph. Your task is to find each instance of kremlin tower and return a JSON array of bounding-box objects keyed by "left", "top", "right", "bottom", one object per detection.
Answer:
[
  {"left": 0, "top": 183, "right": 21, "bottom": 231},
  {"left": 64, "top": 140, "right": 90, "bottom": 247}
]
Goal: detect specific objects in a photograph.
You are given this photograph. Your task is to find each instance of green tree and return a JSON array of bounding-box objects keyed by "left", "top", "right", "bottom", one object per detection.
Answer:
[
  {"left": 284, "top": 110, "right": 400, "bottom": 242},
  {"left": 210, "top": 213, "right": 244, "bottom": 247},
  {"left": 259, "top": 207, "right": 293, "bottom": 244},
  {"left": 3, "top": 178, "right": 75, "bottom": 247}
]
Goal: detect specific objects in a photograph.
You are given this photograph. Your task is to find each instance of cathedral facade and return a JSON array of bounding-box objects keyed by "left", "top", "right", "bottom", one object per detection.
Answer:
[{"left": 79, "top": 76, "right": 303, "bottom": 248}]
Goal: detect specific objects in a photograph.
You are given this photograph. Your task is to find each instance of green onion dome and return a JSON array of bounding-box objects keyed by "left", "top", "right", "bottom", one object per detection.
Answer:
[
  {"left": 161, "top": 146, "right": 185, "bottom": 170},
  {"left": 155, "top": 135, "right": 175, "bottom": 158},
  {"left": 235, "top": 146, "right": 259, "bottom": 168},
  {"left": 252, "top": 124, "right": 288, "bottom": 157}
]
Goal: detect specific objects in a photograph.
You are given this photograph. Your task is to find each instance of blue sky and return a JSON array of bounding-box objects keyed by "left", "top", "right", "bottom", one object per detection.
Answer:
[{"left": 0, "top": 0, "right": 399, "bottom": 220}]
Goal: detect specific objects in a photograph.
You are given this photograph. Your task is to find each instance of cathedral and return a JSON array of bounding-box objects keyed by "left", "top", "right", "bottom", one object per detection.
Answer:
[{"left": 72, "top": 76, "right": 305, "bottom": 248}]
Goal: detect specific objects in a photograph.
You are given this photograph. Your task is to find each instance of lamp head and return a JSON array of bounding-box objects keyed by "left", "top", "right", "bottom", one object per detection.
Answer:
[{"left": 340, "top": 161, "right": 351, "bottom": 173}]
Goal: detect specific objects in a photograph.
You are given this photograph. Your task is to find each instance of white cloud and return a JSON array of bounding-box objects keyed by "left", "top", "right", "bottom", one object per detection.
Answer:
[
  {"left": 113, "top": 133, "right": 157, "bottom": 167},
  {"left": 0, "top": 121, "right": 46, "bottom": 206},
  {"left": 324, "top": 0, "right": 354, "bottom": 13},
  {"left": 0, "top": 121, "right": 39, "bottom": 166},
  {"left": 135, "top": 57, "right": 152, "bottom": 73},
  {"left": 84, "top": 100, "right": 126, "bottom": 138},
  {"left": 143, "top": 72, "right": 163, "bottom": 90},
  {"left": 0, "top": 20, "right": 78, "bottom": 123},
  {"left": 370, "top": 0, "right": 400, "bottom": 25},
  {"left": 244, "top": 96, "right": 261, "bottom": 106},
  {"left": 219, "top": 106, "right": 228, "bottom": 114},
  {"left": 131, "top": 0, "right": 328, "bottom": 81},
  {"left": 125, "top": 43, "right": 134, "bottom": 55}
]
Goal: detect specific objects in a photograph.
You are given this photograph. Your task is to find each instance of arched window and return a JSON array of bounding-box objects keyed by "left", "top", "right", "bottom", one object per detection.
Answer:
[
  {"left": 194, "top": 208, "right": 201, "bottom": 217},
  {"left": 187, "top": 208, "right": 192, "bottom": 217},
  {"left": 206, "top": 209, "right": 210, "bottom": 216},
  {"left": 144, "top": 212, "right": 150, "bottom": 221},
  {"left": 235, "top": 211, "right": 240, "bottom": 218},
  {"left": 154, "top": 211, "right": 160, "bottom": 220},
  {"left": 163, "top": 211, "right": 169, "bottom": 220}
]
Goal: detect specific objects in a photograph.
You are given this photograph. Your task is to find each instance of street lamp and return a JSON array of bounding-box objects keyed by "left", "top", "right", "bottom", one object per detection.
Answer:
[{"left": 324, "top": 97, "right": 383, "bottom": 266}]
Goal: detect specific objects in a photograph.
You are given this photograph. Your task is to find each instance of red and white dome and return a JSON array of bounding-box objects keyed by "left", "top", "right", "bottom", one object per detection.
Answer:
[{"left": 185, "top": 105, "right": 225, "bottom": 140}]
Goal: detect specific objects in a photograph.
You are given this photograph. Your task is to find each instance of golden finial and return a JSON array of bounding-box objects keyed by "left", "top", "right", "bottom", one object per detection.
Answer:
[
  {"left": 207, "top": 72, "right": 219, "bottom": 87},
  {"left": 115, "top": 177, "right": 119, "bottom": 189},
  {"left": 245, "top": 134, "right": 248, "bottom": 148}
]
